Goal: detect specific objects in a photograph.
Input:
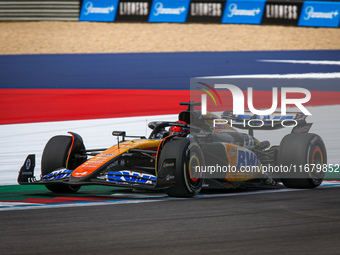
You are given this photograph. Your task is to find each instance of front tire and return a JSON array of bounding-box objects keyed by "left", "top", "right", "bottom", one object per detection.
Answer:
[
  {"left": 41, "top": 135, "right": 81, "bottom": 193},
  {"left": 278, "top": 133, "right": 327, "bottom": 189},
  {"left": 159, "top": 139, "right": 204, "bottom": 198}
]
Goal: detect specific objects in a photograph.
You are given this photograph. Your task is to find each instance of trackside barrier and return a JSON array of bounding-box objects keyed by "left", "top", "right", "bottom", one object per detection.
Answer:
[
  {"left": 148, "top": 0, "right": 190, "bottom": 23},
  {"left": 262, "top": 0, "right": 304, "bottom": 26},
  {"left": 298, "top": 1, "right": 340, "bottom": 27},
  {"left": 221, "top": 0, "right": 266, "bottom": 25},
  {"left": 79, "top": 0, "right": 118, "bottom": 21},
  {"left": 79, "top": 0, "right": 340, "bottom": 27},
  {"left": 0, "top": 0, "right": 80, "bottom": 21}
]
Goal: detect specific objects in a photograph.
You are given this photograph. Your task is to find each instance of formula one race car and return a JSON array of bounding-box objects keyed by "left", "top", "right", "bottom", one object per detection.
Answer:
[{"left": 18, "top": 102, "right": 327, "bottom": 197}]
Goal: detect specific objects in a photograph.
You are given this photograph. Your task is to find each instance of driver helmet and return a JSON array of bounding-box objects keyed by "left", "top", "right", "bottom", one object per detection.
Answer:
[{"left": 169, "top": 121, "right": 189, "bottom": 137}]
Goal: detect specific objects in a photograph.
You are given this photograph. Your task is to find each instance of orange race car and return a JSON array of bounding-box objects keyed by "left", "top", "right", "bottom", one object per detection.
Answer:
[{"left": 18, "top": 102, "right": 327, "bottom": 197}]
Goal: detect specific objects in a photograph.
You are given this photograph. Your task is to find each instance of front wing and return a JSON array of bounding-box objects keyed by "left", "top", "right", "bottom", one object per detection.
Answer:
[{"left": 18, "top": 155, "right": 159, "bottom": 189}]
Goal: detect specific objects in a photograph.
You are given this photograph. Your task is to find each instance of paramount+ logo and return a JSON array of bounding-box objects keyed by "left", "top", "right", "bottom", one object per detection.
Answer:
[{"left": 200, "top": 84, "right": 312, "bottom": 116}]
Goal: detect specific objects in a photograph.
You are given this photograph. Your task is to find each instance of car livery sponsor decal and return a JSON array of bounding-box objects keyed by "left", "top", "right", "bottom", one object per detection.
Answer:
[
  {"left": 42, "top": 169, "right": 72, "bottom": 180},
  {"left": 235, "top": 148, "right": 260, "bottom": 169},
  {"left": 223, "top": 144, "right": 262, "bottom": 181},
  {"left": 162, "top": 162, "right": 175, "bottom": 168},
  {"left": 72, "top": 140, "right": 161, "bottom": 178},
  {"left": 107, "top": 171, "right": 157, "bottom": 185}
]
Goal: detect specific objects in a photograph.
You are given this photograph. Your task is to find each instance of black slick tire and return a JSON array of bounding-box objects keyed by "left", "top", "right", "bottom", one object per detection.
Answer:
[
  {"left": 159, "top": 139, "right": 204, "bottom": 198},
  {"left": 41, "top": 135, "right": 81, "bottom": 193},
  {"left": 278, "top": 133, "right": 327, "bottom": 189}
]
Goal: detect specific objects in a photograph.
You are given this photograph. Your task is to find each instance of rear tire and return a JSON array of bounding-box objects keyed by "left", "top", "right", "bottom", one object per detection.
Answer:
[
  {"left": 41, "top": 135, "right": 81, "bottom": 193},
  {"left": 278, "top": 133, "right": 327, "bottom": 189},
  {"left": 159, "top": 139, "right": 204, "bottom": 198}
]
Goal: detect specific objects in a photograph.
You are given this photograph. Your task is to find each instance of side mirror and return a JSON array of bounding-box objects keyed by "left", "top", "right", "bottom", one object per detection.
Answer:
[{"left": 148, "top": 122, "right": 155, "bottom": 130}]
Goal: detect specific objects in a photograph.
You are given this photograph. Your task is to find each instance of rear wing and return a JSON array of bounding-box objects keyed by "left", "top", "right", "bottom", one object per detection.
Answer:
[{"left": 221, "top": 111, "right": 312, "bottom": 135}]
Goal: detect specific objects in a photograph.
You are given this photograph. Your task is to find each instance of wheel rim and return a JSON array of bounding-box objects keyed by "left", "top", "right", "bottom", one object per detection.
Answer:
[
  {"left": 309, "top": 145, "right": 324, "bottom": 180},
  {"left": 187, "top": 153, "right": 202, "bottom": 189},
  {"left": 312, "top": 147, "right": 323, "bottom": 165}
]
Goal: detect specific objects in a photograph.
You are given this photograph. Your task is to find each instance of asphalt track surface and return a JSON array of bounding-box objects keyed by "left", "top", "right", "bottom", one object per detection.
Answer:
[{"left": 1, "top": 186, "right": 340, "bottom": 255}]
